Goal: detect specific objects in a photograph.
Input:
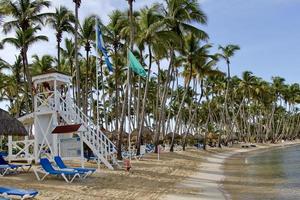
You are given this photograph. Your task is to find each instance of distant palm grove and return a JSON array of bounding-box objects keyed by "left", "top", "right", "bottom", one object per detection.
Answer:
[{"left": 0, "top": 0, "right": 300, "bottom": 158}]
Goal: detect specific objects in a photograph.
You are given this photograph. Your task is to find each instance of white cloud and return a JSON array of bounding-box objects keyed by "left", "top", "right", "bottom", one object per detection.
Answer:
[{"left": 0, "top": 0, "right": 165, "bottom": 64}]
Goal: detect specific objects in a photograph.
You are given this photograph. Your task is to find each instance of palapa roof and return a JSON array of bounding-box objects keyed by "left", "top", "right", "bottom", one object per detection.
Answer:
[
  {"left": 0, "top": 109, "right": 28, "bottom": 136},
  {"left": 130, "top": 127, "right": 153, "bottom": 136}
]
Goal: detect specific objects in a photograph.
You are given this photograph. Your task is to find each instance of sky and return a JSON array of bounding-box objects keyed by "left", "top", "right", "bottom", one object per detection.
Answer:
[{"left": 1, "top": 0, "right": 300, "bottom": 110}]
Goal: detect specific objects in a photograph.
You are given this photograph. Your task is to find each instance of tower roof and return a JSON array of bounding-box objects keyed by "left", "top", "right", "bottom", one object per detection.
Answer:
[{"left": 32, "top": 69, "right": 71, "bottom": 85}]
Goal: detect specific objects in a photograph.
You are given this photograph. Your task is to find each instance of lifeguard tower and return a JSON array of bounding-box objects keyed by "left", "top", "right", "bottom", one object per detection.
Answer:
[{"left": 9, "top": 71, "right": 116, "bottom": 169}]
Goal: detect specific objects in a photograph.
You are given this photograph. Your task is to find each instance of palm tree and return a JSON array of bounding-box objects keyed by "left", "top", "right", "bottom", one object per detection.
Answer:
[
  {"left": 46, "top": 6, "right": 74, "bottom": 71},
  {"left": 154, "top": 0, "right": 208, "bottom": 153},
  {"left": 61, "top": 38, "right": 77, "bottom": 97},
  {"left": 105, "top": 10, "right": 128, "bottom": 160},
  {"left": 217, "top": 44, "right": 240, "bottom": 143},
  {"left": 31, "top": 54, "right": 54, "bottom": 75},
  {"left": 0, "top": 56, "right": 25, "bottom": 117},
  {"left": 2, "top": 26, "right": 48, "bottom": 112},
  {"left": 79, "top": 15, "right": 96, "bottom": 115},
  {"left": 0, "top": 0, "right": 10, "bottom": 25},
  {"left": 3, "top": 0, "right": 51, "bottom": 33},
  {"left": 170, "top": 34, "right": 210, "bottom": 152},
  {"left": 3, "top": 0, "right": 51, "bottom": 112},
  {"left": 135, "top": 4, "right": 173, "bottom": 155},
  {"left": 218, "top": 44, "right": 240, "bottom": 79},
  {"left": 73, "top": 0, "right": 81, "bottom": 107}
]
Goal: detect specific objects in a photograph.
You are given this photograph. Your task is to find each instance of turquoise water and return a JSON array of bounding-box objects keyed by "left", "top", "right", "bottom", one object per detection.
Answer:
[{"left": 223, "top": 145, "right": 300, "bottom": 200}]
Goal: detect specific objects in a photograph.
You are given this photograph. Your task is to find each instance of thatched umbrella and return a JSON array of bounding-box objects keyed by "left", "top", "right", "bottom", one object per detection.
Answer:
[
  {"left": 131, "top": 127, "right": 153, "bottom": 144},
  {"left": 0, "top": 109, "right": 28, "bottom": 136},
  {"left": 165, "top": 132, "right": 182, "bottom": 145},
  {"left": 108, "top": 130, "right": 129, "bottom": 144}
]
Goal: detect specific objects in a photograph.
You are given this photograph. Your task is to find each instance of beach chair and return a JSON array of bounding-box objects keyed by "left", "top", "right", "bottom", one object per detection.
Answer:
[
  {"left": 0, "top": 165, "right": 15, "bottom": 176},
  {"left": 33, "top": 158, "right": 81, "bottom": 183},
  {"left": 54, "top": 156, "right": 95, "bottom": 178},
  {"left": 0, "top": 155, "right": 31, "bottom": 174},
  {"left": 0, "top": 186, "right": 38, "bottom": 200}
]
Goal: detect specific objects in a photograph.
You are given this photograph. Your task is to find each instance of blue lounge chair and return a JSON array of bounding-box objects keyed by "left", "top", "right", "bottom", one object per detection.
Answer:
[
  {"left": 0, "top": 186, "right": 38, "bottom": 200},
  {"left": 0, "top": 155, "right": 31, "bottom": 175},
  {"left": 54, "top": 156, "right": 95, "bottom": 178},
  {"left": 34, "top": 158, "right": 81, "bottom": 183}
]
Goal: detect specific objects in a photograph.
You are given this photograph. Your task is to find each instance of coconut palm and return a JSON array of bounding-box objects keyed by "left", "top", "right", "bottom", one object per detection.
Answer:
[
  {"left": 46, "top": 6, "right": 75, "bottom": 71},
  {"left": 31, "top": 54, "right": 54, "bottom": 75},
  {"left": 3, "top": 0, "right": 51, "bottom": 33},
  {"left": 218, "top": 44, "right": 240, "bottom": 79},
  {"left": 79, "top": 15, "right": 96, "bottom": 115},
  {"left": 135, "top": 4, "right": 176, "bottom": 155},
  {"left": 73, "top": 0, "right": 81, "bottom": 107},
  {"left": 170, "top": 35, "right": 210, "bottom": 152},
  {"left": 0, "top": 0, "right": 10, "bottom": 25},
  {"left": 2, "top": 26, "right": 48, "bottom": 112}
]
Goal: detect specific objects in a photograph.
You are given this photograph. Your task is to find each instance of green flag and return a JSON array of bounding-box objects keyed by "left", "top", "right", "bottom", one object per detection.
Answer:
[{"left": 128, "top": 50, "right": 147, "bottom": 77}]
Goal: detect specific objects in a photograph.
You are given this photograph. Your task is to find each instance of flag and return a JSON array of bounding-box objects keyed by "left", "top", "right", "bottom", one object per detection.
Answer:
[
  {"left": 128, "top": 50, "right": 147, "bottom": 77},
  {"left": 96, "top": 24, "right": 113, "bottom": 72}
]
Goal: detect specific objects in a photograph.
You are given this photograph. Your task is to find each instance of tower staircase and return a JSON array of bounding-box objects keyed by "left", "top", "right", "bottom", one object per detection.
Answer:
[{"left": 51, "top": 92, "right": 117, "bottom": 169}]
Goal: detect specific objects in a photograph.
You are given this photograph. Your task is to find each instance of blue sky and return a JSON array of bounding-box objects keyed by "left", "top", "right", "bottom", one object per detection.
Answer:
[
  {"left": 1, "top": 0, "right": 299, "bottom": 83},
  {"left": 1, "top": 0, "right": 299, "bottom": 109},
  {"left": 201, "top": 0, "right": 300, "bottom": 83}
]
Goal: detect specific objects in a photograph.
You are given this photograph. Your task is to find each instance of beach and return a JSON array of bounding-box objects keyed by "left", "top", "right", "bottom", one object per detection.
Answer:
[
  {"left": 162, "top": 140, "right": 300, "bottom": 200},
  {"left": 1, "top": 141, "right": 300, "bottom": 200},
  {"left": 0, "top": 149, "right": 206, "bottom": 200}
]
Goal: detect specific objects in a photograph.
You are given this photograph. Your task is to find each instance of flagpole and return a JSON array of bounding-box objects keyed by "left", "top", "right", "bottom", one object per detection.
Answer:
[
  {"left": 127, "top": 48, "right": 132, "bottom": 160},
  {"left": 96, "top": 20, "right": 100, "bottom": 132}
]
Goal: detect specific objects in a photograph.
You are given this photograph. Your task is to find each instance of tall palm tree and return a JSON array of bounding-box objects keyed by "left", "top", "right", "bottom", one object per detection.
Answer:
[
  {"left": 79, "top": 15, "right": 96, "bottom": 115},
  {"left": 3, "top": 0, "right": 51, "bottom": 33},
  {"left": 73, "top": 0, "right": 81, "bottom": 107},
  {"left": 46, "top": 6, "right": 75, "bottom": 71},
  {"left": 3, "top": 0, "right": 51, "bottom": 112},
  {"left": 2, "top": 26, "right": 48, "bottom": 112},
  {"left": 218, "top": 44, "right": 240, "bottom": 79},
  {"left": 61, "top": 38, "right": 77, "bottom": 97},
  {"left": 154, "top": 0, "right": 208, "bottom": 153},
  {"left": 105, "top": 10, "right": 127, "bottom": 160},
  {"left": 217, "top": 44, "right": 240, "bottom": 143},
  {"left": 170, "top": 35, "right": 210, "bottom": 152},
  {"left": 135, "top": 4, "right": 174, "bottom": 155}
]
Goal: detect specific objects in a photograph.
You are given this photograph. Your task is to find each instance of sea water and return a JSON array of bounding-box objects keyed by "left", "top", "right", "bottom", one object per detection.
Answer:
[{"left": 223, "top": 145, "right": 300, "bottom": 200}]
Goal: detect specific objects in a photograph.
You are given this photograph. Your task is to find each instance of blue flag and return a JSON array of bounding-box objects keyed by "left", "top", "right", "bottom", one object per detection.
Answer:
[{"left": 96, "top": 25, "right": 113, "bottom": 72}]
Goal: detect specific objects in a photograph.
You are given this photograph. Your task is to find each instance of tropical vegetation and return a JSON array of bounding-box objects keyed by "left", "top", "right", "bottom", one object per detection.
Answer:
[{"left": 0, "top": 0, "right": 299, "bottom": 159}]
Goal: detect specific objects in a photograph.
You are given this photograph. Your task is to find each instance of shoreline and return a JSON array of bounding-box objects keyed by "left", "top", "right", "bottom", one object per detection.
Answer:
[{"left": 162, "top": 139, "right": 300, "bottom": 200}]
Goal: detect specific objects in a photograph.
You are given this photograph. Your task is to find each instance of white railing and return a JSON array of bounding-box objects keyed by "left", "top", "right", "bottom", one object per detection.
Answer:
[
  {"left": 54, "top": 92, "right": 116, "bottom": 169},
  {"left": 8, "top": 137, "right": 34, "bottom": 163}
]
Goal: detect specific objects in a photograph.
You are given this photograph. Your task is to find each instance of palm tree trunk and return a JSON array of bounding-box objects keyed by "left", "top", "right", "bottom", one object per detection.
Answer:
[
  {"left": 136, "top": 45, "right": 152, "bottom": 155},
  {"left": 21, "top": 49, "right": 30, "bottom": 113},
  {"left": 83, "top": 49, "right": 89, "bottom": 115},
  {"left": 23, "top": 48, "right": 34, "bottom": 112},
  {"left": 57, "top": 34, "right": 61, "bottom": 71},
  {"left": 74, "top": 1, "right": 80, "bottom": 108},
  {"left": 170, "top": 63, "right": 193, "bottom": 152},
  {"left": 154, "top": 49, "right": 174, "bottom": 153}
]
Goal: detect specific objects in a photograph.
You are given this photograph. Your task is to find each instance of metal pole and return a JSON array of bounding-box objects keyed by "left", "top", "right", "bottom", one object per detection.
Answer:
[
  {"left": 127, "top": 49, "right": 131, "bottom": 160},
  {"left": 96, "top": 20, "right": 100, "bottom": 132},
  {"left": 95, "top": 20, "right": 101, "bottom": 171}
]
